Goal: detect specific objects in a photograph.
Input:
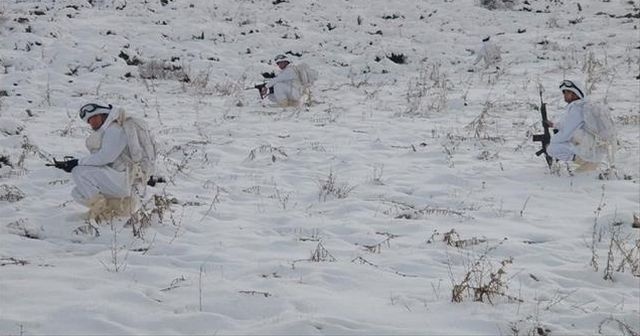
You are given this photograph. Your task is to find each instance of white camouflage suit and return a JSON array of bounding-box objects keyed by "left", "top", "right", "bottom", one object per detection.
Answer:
[
  {"left": 71, "top": 109, "right": 131, "bottom": 206},
  {"left": 547, "top": 97, "right": 607, "bottom": 164},
  {"left": 265, "top": 64, "right": 302, "bottom": 107},
  {"left": 474, "top": 38, "right": 502, "bottom": 68}
]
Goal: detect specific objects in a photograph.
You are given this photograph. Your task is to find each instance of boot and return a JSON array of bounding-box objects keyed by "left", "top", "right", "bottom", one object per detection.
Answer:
[
  {"left": 105, "top": 197, "right": 134, "bottom": 217},
  {"left": 279, "top": 99, "right": 301, "bottom": 108},
  {"left": 87, "top": 195, "right": 108, "bottom": 223},
  {"left": 573, "top": 156, "right": 599, "bottom": 172}
]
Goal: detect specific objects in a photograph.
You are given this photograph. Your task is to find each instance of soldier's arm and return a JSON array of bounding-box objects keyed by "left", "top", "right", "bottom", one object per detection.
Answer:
[{"left": 78, "top": 126, "right": 127, "bottom": 166}]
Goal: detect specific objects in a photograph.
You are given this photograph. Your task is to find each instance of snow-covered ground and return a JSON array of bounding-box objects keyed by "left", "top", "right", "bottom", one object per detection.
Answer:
[{"left": 1, "top": 0, "right": 639, "bottom": 334}]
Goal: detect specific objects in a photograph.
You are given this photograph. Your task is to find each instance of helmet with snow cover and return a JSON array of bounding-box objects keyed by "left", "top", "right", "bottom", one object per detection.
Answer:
[
  {"left": 559, "top": 79, "right": 585, "bottom": 99},
  {"left": 274, "top": 54, "right": 290, "bottom": 64},
  {"left": 79, "top": 103, "right": 113, "bottom": 122}
]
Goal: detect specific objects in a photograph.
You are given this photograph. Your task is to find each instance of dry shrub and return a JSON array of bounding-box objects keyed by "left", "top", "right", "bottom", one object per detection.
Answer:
[
  {"left": 0, "top": 184, "right": 25, "bottom": 202},
  {"left": 598, "top": 317, "right": 638, "bottom": 336},
  {"left": 292, "top": 241, "right": 337, "bottom": 268},
  {"left": 398, "top": 63, "right": 449, "bottom": 117},
  {"left": 602, "top": 220, "right": 640, "bottom": 281},
  {"left": 443, "top": 229, "right": 487, "bottom": 248},
  {"left": 589, "top": 187, "right": 640, "bottom": 281},
  {"left": 139, "top": 60, "right": 189, "bottom": 82},
  {"left": 396, "top": 206, "right": 467, "bottom": 220},
  {"left": 310, "top": 241, "right": 337, "bottom": 262},
  {"left": 359, "top": 232, "right": 399, "bottom": 254},
  {"left": 127, "top": 193, "right": 178, "bottom": 237},
  {"left": 450, "top": 238, "right": 522, "bottom": 304},
  {"left": 317, "top": 169, "right": 355, "bottom": 201},
  {"left": 464, "top": 100, "right": 493, "bottom": 138},
  {"left": 0, "top": 257, "right": 29, "bottom": 266},
  {"left": 617, "top": 114, "right": 640, "bottom": 126},
  {"left": 479, "top": 0, "right": 517, "bottom": 10},
  {"left": 246, "top": 144, "right": 288, "bottom": 163},
  {"left": 7, "top": 218, "right": 41, "bottom": 239}
]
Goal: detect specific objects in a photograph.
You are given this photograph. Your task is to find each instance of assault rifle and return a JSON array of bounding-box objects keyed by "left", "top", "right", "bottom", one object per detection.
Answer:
[
  {"left": 146, "top": 175, "right": 166, "bottom": 187},
  {"left": 47, "top": 156, "right": 166, "bottom": 186},
  {"left": 531, "top": 86, "right": 556, "bottom": 168},
  {"left": 247, "top": 83, "right": 273, "bottom": 99},
  {"left": 46, "top": 156, "right": 78, "bottom": 173}
]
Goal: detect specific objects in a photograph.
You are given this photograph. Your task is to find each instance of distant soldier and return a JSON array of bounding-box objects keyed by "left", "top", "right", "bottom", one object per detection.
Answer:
[
  {"left": 260, "top": 54, "right": 317, "bottom": 107},
  {"left": 473, "top": 36, "right": 502, "bottom": 69},
  {"left": 546, "top": 80, "right": 617, "bottom": 172}
]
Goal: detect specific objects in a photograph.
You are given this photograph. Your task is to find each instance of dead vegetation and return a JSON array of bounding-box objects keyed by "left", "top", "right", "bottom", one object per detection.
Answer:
[
  {"left": 0, "top": 184, "right": 25, "bottom": 202},
  {"left": 239, "top": 290, "right": 272, "bottom": 298},
  {"left": 127, "top": 192, "right": 179, "bottom": 238},
  {"left": 427, "top": 229, "right": 519, "bottom": 304},
  {"left": 291, "top": 241, "right": 337, "bottom": 268},
  {"left": 357, "top": 231, "right": 399, "bottom": 254},
  {"left": 464, "top": 100, "right": 494, "bottom": 139},
  {"left": 317, "top": 169, "right": 355, "bottom": 201},
  {"left": 441, "top": 229, "right": 487, "bottom": 248},
  {"left": 444, "top": 133, "right": 505, "bottom": 143},
  {"left": 0, "top": 257, "right": 29, "bottom": 266},
  {"left": 479, "top": 0, "right": 517, "bottom": 10},
  {"left": 508, "top": 318, "right": 551, "bottom": 336},
  {"left": 616, "top": 114, "right": 640, "bottom": 125},
  {"left": 398, "top": 63, "right": 449, "bottom": 117},
  {"left": 351, "top": 256, "right": 418, "bottom": 278},
  {"left": 602, "top": 220, "right": 640, "bottom": 280},
  {"left": 6, "top": 218, "right": 42, "bottom": 239},
  {"left": 245, "top": 144, "right": 288, "bottom": 163},
  {"left": 597, "top": 316, "right": 639, "bottom": 336},
  {"left": 212, "top": 74, "right": 247, "bottom": 97},
  {"left": 99, "top": 221, "right": 129, "bottom": 273},
  {"left": 395, "top": 206, "right": 467, "bottom": 219},
  {"left": 381, "top": 198, "right": 473, "bottom": 220},
  {"left": 449, "top": 238, "right": 521, "bottom": 304},
  {"left": 138, "top": 60, "right": 190, "bottom": 82},
  {"left": 589, "top": 186, "right": 640, "bottom": 281},
  {"left": 160, "top": 275, "right": 188, "bottom": 292},
  {"left": 310, "top": 241, "right": 337, "bottom": 262}
]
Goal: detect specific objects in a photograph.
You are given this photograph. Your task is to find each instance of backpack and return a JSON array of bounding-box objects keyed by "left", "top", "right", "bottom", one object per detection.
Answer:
[
  {"left": 293, "top": 63, "right": 318, "bottom": 88},
  {"left": 582, "top": 99, "right": 616, "bottom": 144},
  {"left": 119, "top": 114, "right": 157, "bottom": 185},
  {"left": 571, "top": 99, "right": 617, "bottom": 166}
]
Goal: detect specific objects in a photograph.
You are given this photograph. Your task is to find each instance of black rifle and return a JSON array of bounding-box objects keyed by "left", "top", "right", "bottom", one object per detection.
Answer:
[
  {"left": 146, "top": 175, "right": 166, "bottom": 187},
  {"left": 532, "top": 87, "right": 555, "bottom": 168},
  {"left": 47, "top": 156, "right": 165, "bottom": 186},
  {"left": 247, "top": 83, "right": 273, "bottom": 99},
  {"left": 46, "top": 156, "right": 78, "bottom": 173}
]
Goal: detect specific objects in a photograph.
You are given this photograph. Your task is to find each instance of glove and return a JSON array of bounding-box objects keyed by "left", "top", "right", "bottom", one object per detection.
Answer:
[
  {"left": 55, "top": 159, "right": 78, "bottom": 173},
  {"left": 260, "top": 86, "right": 268, "bottom": 98}
]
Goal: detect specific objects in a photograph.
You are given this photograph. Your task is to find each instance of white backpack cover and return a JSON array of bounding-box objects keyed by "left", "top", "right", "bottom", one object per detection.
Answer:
[
  {"left": 571, "top": 99, "right": 617, "bottom": 164},
  {"left": 294, "top": 63, "right": 318, "bottom": 88},
  {"left": 115, "top": 110, "right": 157, "bottom": 185},
  {"left": 582, "top": 99, "right": 617, "bottom": 144}
]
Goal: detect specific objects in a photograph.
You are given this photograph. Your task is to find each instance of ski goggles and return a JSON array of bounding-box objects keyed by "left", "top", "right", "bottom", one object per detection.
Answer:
[
  {"left": 79, "top": 103, "right": 112, "bottom": 120},
  {"left": 274, "top": 54, "right": 289, "bottom": 63},
  {"left": 559, "top": 80, "right": 583, "bottom": 98}
]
